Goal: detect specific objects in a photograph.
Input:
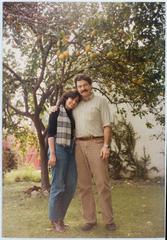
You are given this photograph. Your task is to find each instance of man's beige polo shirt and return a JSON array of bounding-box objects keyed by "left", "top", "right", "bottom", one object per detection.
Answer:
[{"left": 73, "top": 93, "right": 111, "bottom": 138}]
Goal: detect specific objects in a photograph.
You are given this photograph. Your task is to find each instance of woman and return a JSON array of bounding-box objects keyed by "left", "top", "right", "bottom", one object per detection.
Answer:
[{"left": 47, "top": 90, "right": 81, "bottom": 232}]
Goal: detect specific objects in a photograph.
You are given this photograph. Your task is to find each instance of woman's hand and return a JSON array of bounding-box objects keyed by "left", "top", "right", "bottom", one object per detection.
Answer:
[
  {"left": 49, "top": 105, "right": 58, "bottom": 113},
  {"left": 48, "top": 153, "right": 56, "bottom": 167}
]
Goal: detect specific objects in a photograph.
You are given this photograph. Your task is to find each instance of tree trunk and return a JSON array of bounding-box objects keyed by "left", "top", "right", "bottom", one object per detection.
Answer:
[
  {"left": 39, "top": 141, "right": 50, "bottom": 191},
  {"left": 34, "top": 118, "right": 50, "bottom": 191}
]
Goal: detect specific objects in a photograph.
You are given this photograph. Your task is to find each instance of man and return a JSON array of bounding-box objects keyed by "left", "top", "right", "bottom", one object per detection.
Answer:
[{"left": 73, "top": 74, "right": 116, "bottom": 231}]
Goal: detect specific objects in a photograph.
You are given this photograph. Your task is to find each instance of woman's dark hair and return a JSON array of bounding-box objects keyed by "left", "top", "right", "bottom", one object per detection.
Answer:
[
  {"left": 74, "top": 74, "right": 92, "bottom": 87},
  {"left": 58, "top": 90, "right": 81, "bottom": 107}
]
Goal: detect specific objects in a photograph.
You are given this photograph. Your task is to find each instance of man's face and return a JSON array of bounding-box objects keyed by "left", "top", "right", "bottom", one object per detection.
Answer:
[{"left": 76, "top": 80, "right": 92, "bottom": 98}]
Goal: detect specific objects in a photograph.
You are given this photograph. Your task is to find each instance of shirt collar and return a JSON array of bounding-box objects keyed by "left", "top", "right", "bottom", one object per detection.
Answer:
[{"left": 82, "top": 92, "right": 94, "bottom": 101}]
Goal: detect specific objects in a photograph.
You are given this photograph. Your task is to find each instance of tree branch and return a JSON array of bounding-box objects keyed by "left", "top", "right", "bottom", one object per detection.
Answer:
[
  {"left": 34, "top": 37, "right": 53, "bottom": 92},
  {"left": 93, "top": 87, "right": 134, "bottom": 105},
  {"left": 3, "top": 63, "right": 23, "bottom": 82},
  {"left": 38, "top": 85, "right": 55, "bottom": 113},
  {"left": 23, "top": 88, "right": 29, "bottom": 114},
  {"left": 6, "top": 99, "right": 32, "bottom": 118}
]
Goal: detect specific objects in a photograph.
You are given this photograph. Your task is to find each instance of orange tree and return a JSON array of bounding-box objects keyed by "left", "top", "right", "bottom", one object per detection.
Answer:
[
  {"left": 83, "top": 2, "right": 165, "bottom": 125},
  {"left": 3, "top": 2, "right": 165, "bottom": 189}
]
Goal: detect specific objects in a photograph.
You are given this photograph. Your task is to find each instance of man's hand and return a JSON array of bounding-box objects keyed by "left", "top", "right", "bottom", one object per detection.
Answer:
[
  {"left": 100, "top": 145, "right": 110, "bottom": 161},
  {"left": 48, "top": 154, "right": 56, "bottom": 167},
  {"left": 49, "top": 105, "right": 58, "bottom": 113}
]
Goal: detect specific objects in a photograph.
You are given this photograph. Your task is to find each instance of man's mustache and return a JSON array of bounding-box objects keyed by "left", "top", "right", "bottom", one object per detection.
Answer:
[{"left": 81, "top": 90, "right": 88, "bottom": 93}]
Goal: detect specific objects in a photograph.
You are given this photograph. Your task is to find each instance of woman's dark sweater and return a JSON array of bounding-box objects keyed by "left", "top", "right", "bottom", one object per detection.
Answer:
[{"left": 47, "top": 108, "right": 75, "bottom": 139}]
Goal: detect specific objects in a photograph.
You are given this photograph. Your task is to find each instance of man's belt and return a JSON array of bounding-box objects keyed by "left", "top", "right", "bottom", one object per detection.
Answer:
[{"left": 76, "top": 136, "right": 103, "bottom": 141}]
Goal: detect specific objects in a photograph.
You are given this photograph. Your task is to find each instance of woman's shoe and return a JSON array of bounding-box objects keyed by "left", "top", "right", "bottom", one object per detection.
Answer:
[
  {"left": 59, "top": 220, "right": 70, "bottom": 228},
  {"left": 52, "top": 221, "right": 65, "bottom": 232}
]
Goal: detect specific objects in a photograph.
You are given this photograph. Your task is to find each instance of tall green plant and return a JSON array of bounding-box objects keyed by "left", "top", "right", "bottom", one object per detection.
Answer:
[
  {"left": 130, "top": 147, "right": 159, "bottom": 180},
  {"left": 109, "top": 117, "right": 159, "bottom": 180}
]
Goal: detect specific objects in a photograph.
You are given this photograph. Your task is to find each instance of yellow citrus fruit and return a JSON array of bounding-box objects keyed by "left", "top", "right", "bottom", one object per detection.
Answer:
[
  {"left": 85, "top": 44, "right": 91, "bottom": 52},
  {"left": 75, "top": 51, "right": 80, "bottom": 57},
  {"left": 91, "top": 30, "right": 97, "bottom": 37},
  {"left": 137, "top": 78, "right": 144, "bottom": 85},
  {"left": 63, "top": 36, "right": 69, "bottom": 44},
  {"left": 58, "top": 53, "right": 65, "bottom": 60},
  {"left": 56, "top": 50, "right": 61, "bottom": 56},
  {"left": 106, "top": 52, "right": 113, "bottom": 59},
  {"left": 90, "top": 53, "right": 97, "bottom": 59},
  {"left": 63, "top": 51, "right": 69, "bottom": 59},
  {"left": 132, "top": 78, "right": 144, "bottom": 85},
  {"left": 132, "top": 79, "right": 138, "bottom": 84}
]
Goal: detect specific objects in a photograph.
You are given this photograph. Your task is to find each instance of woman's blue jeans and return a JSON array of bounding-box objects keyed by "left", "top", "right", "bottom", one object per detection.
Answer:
[{"left": 48, "top": 142, "right": 77, "bottom": 221}]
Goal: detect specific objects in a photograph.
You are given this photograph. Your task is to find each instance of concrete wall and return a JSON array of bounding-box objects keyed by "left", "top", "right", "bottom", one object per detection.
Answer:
[{"left": 110, "top": 105, "right": 165, "bottom": 177}]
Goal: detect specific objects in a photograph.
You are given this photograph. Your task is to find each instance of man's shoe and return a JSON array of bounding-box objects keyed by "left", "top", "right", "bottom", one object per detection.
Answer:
[
  {"left": 105, "top": 223, "right": 117, "bottom": 231},
  {"left": 81, "top": 223, "right": 97, "bottom": 231}
]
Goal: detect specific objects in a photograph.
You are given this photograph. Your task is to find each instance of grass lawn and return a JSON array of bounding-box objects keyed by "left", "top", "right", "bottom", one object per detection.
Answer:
[{"left": 2, "top": 180, "right": 165, "bottom": 238}]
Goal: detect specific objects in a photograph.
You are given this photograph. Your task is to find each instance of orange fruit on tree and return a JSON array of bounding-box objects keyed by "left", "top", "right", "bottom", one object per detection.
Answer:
[
  {"left": 85, "top": 44, "right": 91, "bottom": 52},
  {"left": 91, "top": 30, "right": 97, "bottom": 37},
  {"left": 63, "top": 36, "right": 69, "bottom": 44},
  {"left": 137, "top": 78, "right": 144, "bottom": 85},
  {"left": 63, "top": 51, "right": 69, "bottom": 59},
  {"left": 56, "top": 50, "right": 61, "bottom": 56},
  {"left": 90, "top": 53, "right": 97, "bottom": 59},
  {"left": 58, "top": 53, "right": 65, "bottom": 61},
  {"left": 132, "top": 78, "right": 144, "bottom": 85},
  {"left": 106, "top": 51, "right": 113, "bottom": 59},
  {"left": 75, "top": 51, "right": 80, "bottom": 56}
]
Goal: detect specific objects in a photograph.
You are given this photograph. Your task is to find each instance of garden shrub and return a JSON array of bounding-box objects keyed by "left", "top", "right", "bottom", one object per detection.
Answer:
[
  {"left": 3, "top": 148, "right": 18, "bottom": 173},
  {"left": 109, "top": 116, "right": 159, "bottom": 180}
]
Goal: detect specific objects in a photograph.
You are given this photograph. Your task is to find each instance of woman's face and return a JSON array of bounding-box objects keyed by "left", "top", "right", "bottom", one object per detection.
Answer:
[{"left": 65, "top": 96, "right": 79, "bottom": 110}]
